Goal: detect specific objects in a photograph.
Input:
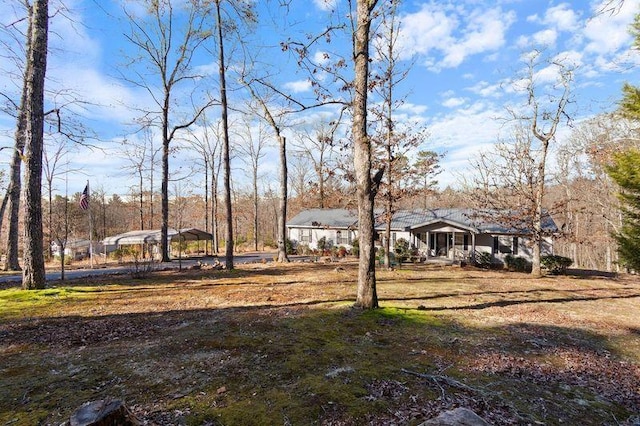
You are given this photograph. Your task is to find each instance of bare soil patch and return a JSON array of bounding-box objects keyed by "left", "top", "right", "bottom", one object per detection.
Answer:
[{"left": 1, "top": 262, "right": 639, "bottom": 425}]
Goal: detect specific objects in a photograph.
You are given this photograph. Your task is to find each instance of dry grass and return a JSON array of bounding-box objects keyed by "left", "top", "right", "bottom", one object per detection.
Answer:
[{"left": 0, "top": 261, "right": 639, "bottom": 425}]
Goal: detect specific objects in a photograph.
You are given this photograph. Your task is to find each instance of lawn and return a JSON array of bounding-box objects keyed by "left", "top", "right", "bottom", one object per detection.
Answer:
[{"left": 0, "top": 261, "right": 639, "bottom": 425}]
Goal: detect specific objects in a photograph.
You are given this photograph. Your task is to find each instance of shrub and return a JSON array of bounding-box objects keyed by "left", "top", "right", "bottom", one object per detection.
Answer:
[
  {"left": 285, "top": 238, "right": 294, "bottom": 255},
  {"left": 296, "top": 243, "right": 311, "bottom": 256},
  {"left": 505, "top": 254, "right": 532, "bottom": 273},
  {"left": 541, "top": 255, "right": 573, "bottom": 275},
  {"left": 394, "top": 238, "right": 412, "bottom": 262},
  {"left": 474, "top": 251, "right": 493, "bottom": 269},
  {"left": 351, "top": 239, "right": 359, "bottom": 256},
  {"left": 317, "top": 237, "right": 328, "bottom": 253}
]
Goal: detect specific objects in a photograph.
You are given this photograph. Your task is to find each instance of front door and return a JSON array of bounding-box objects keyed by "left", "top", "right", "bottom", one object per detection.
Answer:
[{"left": 436, "top": 233, "right": 449, "bottom": 257}]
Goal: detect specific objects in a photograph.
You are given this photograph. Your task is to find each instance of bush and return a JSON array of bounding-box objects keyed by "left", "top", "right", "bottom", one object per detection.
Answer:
[
  {"left": 394, "top": 238, "right": 413, "bottom": 262},
  {"left": 351, "top": 239, "right": 359, "bottom": 257},
  {"left": 317, "top": 237, "right": 328, "bottom": 253},
  {"left": 474, "top": 251, "right": 493, "bottom": 269},
  {"left": 285, "top": 238, "right": 294, "bottom": 255},
  {"left": 505, "top": 254, "right": 532, "bottom": 273},
  {"left": 541, "top": 255, "right": 573, "bottom": 275},
  {"left": 296, "top": 243, "right": 311, "bottom": 256}
]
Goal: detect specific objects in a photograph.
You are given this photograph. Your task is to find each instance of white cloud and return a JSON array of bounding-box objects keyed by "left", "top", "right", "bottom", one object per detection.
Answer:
[
  {"left": 313, "top": 0, "right": 338, "bottom": 12},
  {"left": 583, "top": 0, "right": 637, "bottom": 55},
  {"left": 398, "top": 4, "right": 515, "bottom": 70},
  {"left": 397, "top": 4, "right": 457, "bottom": 60},
  {"left": 398, "top": 102, "right": 428, "bottom": 115},
  {"left": 543, "top": 3, "right": 580, "bottom": 32},
  {"left": 313, "top": 50, "right": 331, "bottom": 65},
  {"left": 532, "top": 29, "right": 558, "bottom": 47},
  {"left": 442, "top": 97, "right": 466, "bottom": 108},
  {"left": 284, "top": 80, "right": 312, "bottom": 94}
]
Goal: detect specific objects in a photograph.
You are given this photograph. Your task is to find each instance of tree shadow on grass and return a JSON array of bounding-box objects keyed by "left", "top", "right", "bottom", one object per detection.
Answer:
[{"left": 1, "top": 298, "right": 639, "bottom": 425}]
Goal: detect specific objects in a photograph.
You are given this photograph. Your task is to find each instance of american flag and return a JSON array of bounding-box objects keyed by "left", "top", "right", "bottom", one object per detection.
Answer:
[{"left": 79, "top": 184, "right": 89, "bottom": 210}]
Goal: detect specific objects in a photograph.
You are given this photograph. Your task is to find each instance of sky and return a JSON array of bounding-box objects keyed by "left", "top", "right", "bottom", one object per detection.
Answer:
[{"left": 1, "top": 0, "right": 640, "bottom": 199}]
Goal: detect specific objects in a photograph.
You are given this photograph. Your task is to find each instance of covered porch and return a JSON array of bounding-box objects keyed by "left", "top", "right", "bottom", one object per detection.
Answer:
[{"left": 408, "top": 220, "right": 479, "bottom": 262}]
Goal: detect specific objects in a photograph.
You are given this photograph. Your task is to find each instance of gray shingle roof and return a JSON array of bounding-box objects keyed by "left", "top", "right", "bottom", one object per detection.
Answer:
[
  {"left": 288, "top": 208, "right": 558, "bottom": 235},
  {"left": 287, "top": 208, "right": 359, "bottom": 229}
]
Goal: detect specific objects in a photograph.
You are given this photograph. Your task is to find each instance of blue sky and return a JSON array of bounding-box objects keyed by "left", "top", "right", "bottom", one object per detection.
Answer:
[{"left": 1, "top": 0, "right": 640, "bottom": 197}]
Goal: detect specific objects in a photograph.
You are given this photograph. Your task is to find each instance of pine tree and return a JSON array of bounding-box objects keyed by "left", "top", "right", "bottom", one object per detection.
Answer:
[{"left": 605, "top": 149, "right": 640, "bottom": 271}]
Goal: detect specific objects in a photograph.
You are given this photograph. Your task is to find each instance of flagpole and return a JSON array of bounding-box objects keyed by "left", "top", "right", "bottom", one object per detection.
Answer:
[{"left": 87, "top": 180, "right": 93, "bottom": 269}]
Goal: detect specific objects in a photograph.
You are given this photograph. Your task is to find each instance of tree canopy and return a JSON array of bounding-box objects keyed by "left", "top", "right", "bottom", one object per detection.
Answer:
[{"left": 605, "top": 148, "right": 640, "bottom": 271}]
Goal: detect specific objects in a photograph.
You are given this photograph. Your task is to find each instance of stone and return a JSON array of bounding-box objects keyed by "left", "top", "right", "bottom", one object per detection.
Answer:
[
  {"left": 420, "top": 407, "right": 491, "bottom": 426},
  {"left": 69, "top": 399, "right": 140, "bottom": 426}
]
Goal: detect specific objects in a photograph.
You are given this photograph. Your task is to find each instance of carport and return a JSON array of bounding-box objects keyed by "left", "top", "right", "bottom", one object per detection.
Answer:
[{"left": 102, "top": 228, "right": 213, "bottom": 259}]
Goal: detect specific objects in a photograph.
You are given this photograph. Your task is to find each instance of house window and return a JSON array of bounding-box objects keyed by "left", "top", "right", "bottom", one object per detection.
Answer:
[
  {"left": 392, "top": 232, "right": 397, "bottom": 245},
  {"left": 463, "top": 234, "right": 469, "bottom": 251},
  {"left": 299, "top": 229, "right": 312, "bottom": 243},
  {"left": 336, "top": 230, "right": 349, "bottom": 245},
  {"left": 512, "top": 237, "right": 519, "bottom": 255},
  {"left": 492, "top": 236, "right": 499, "bottom": 254},
  {"left": 429, "top": 233, "right": 435, "bottom": 250}
]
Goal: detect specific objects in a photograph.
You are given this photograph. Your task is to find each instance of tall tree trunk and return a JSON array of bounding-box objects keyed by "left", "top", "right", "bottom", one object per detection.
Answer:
[
  {"left": 22, "top": 0, "right": 48, "bottom": 290},
  {"left": 211, "top": 159, "right": 219, "bottom": 254},
  {"left": 5, "top": 4, "right": 33, "bottom": 272},
  {"left": 277, "top": 135, "right": 289, "bottom": 262},
  {"left": 353, "top": 0, "right": 379, "bottom": 309},
  {"left": 204, "top": 157, "right": 209, "bottom": 255},
  {"left": 531, "top": 138, "right": 549, "bottom": 277},
  {"left": 0, "top": 190, "right": 10, "bottom": 245},
  {"left": 160, "top": 93, "right": 171, "bottom": 262},
  {"left": 253, "top": 166, "right": 258, "bottom": 251},
  {"left": 139, "top": 170, "right": 144, "bottom": 230},
  {"left": 215, "top": 0, "right": 233, "bottom": 269}
]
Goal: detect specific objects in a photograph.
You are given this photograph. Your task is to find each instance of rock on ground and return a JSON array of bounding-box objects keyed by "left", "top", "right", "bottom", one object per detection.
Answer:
[
  {"left": 69, "top": 399, "right": 140, "bottom": 426},
  {"left": 420, "top": 407, "right": 491, "bottom": 426}
]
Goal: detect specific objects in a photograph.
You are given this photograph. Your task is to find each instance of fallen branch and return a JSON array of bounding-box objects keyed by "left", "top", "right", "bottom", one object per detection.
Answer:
[{"left": 401, "top": 368, "right": 479, "bottom": 394}]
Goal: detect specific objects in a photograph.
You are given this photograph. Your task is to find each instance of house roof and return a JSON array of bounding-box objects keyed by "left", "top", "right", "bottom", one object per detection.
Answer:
[
  {"left": 288, "top": 208, "right": 558, "bottom": 235},
  {"left": 103, "top": 228, "right": 212, "bottom": 246},
  {"left": 287, "top": 208, "right": 359, "bottom": 229}
]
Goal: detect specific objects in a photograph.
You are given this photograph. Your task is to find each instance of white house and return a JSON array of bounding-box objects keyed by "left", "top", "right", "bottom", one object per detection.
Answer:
[{"left": 286, "top": 208, "right": 558, "bottom": 264}]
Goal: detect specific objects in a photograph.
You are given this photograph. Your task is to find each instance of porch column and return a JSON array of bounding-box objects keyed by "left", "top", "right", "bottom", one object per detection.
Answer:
[
  {"left": 426, "top": 231, "right": 430, "bottom": 256},
  {"left": 451, "top": 231, "right": 455, "bottom": 260},
  {"left": 472, "top": 233, "right": 476, "bottom": 263}
]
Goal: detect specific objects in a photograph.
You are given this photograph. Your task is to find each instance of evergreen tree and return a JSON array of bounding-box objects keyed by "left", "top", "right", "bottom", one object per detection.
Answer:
[
  {"left": 605, "top": 149, "right": 640, "bottom": 271},
  {"left": 620, "top": 12, "right": 640, "bottom": 119}
]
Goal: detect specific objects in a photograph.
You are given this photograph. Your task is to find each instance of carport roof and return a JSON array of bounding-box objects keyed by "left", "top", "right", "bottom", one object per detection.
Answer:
[{"left": 103, "top": 228, "right": 212, "bottom": 245}]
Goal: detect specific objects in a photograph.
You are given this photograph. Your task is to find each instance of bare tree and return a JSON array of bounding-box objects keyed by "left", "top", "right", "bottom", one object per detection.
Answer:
[
  {"left": 186, "top": 113, "right": 224, "bottom": 254},
  {"left": 234, "top": 115, "right": 268, "bottom": 252},
  {"left": 42, "top": 136, "right": 75, "bottom": 260},
  {"left": 352, "top": 0, "right": 381, "bottom": 308},
  {"left": 4, "top": 2, "right": 33, "bottom": 272},
  {"left": 281, "top": 0, "right": 382, "bottom": 306},
  {"left": 123, "top": 0, "right": 216, "bottom": 263},
  {"left": 369, "top": 1, "right": 427, "bottom": 268},
  {"left": 525, "top": 52, "right": 573, "bottom": 276},
  {"left": 21, "top": 0, "right": 48, "bottom": 289},
  {"left": 118, "top": 129, "right": 160, "bottom": 232},
  {"left": 211, "top": 0, "right": 256, "bottom": 268},
  {"left": 467, "top": 51, "right": 573, "bottom": 276},
  {"left": 49, "top": 193, "right": 70, "bottom": 280},
  {"left": 289, "top": 153, "right": 313, "bottom": 204},
  {"left": 292, "top": 119, "right": 342, "bottom": 209},
  {"left": 241, "top": 82, "right": 291, "bottom": 262}
]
